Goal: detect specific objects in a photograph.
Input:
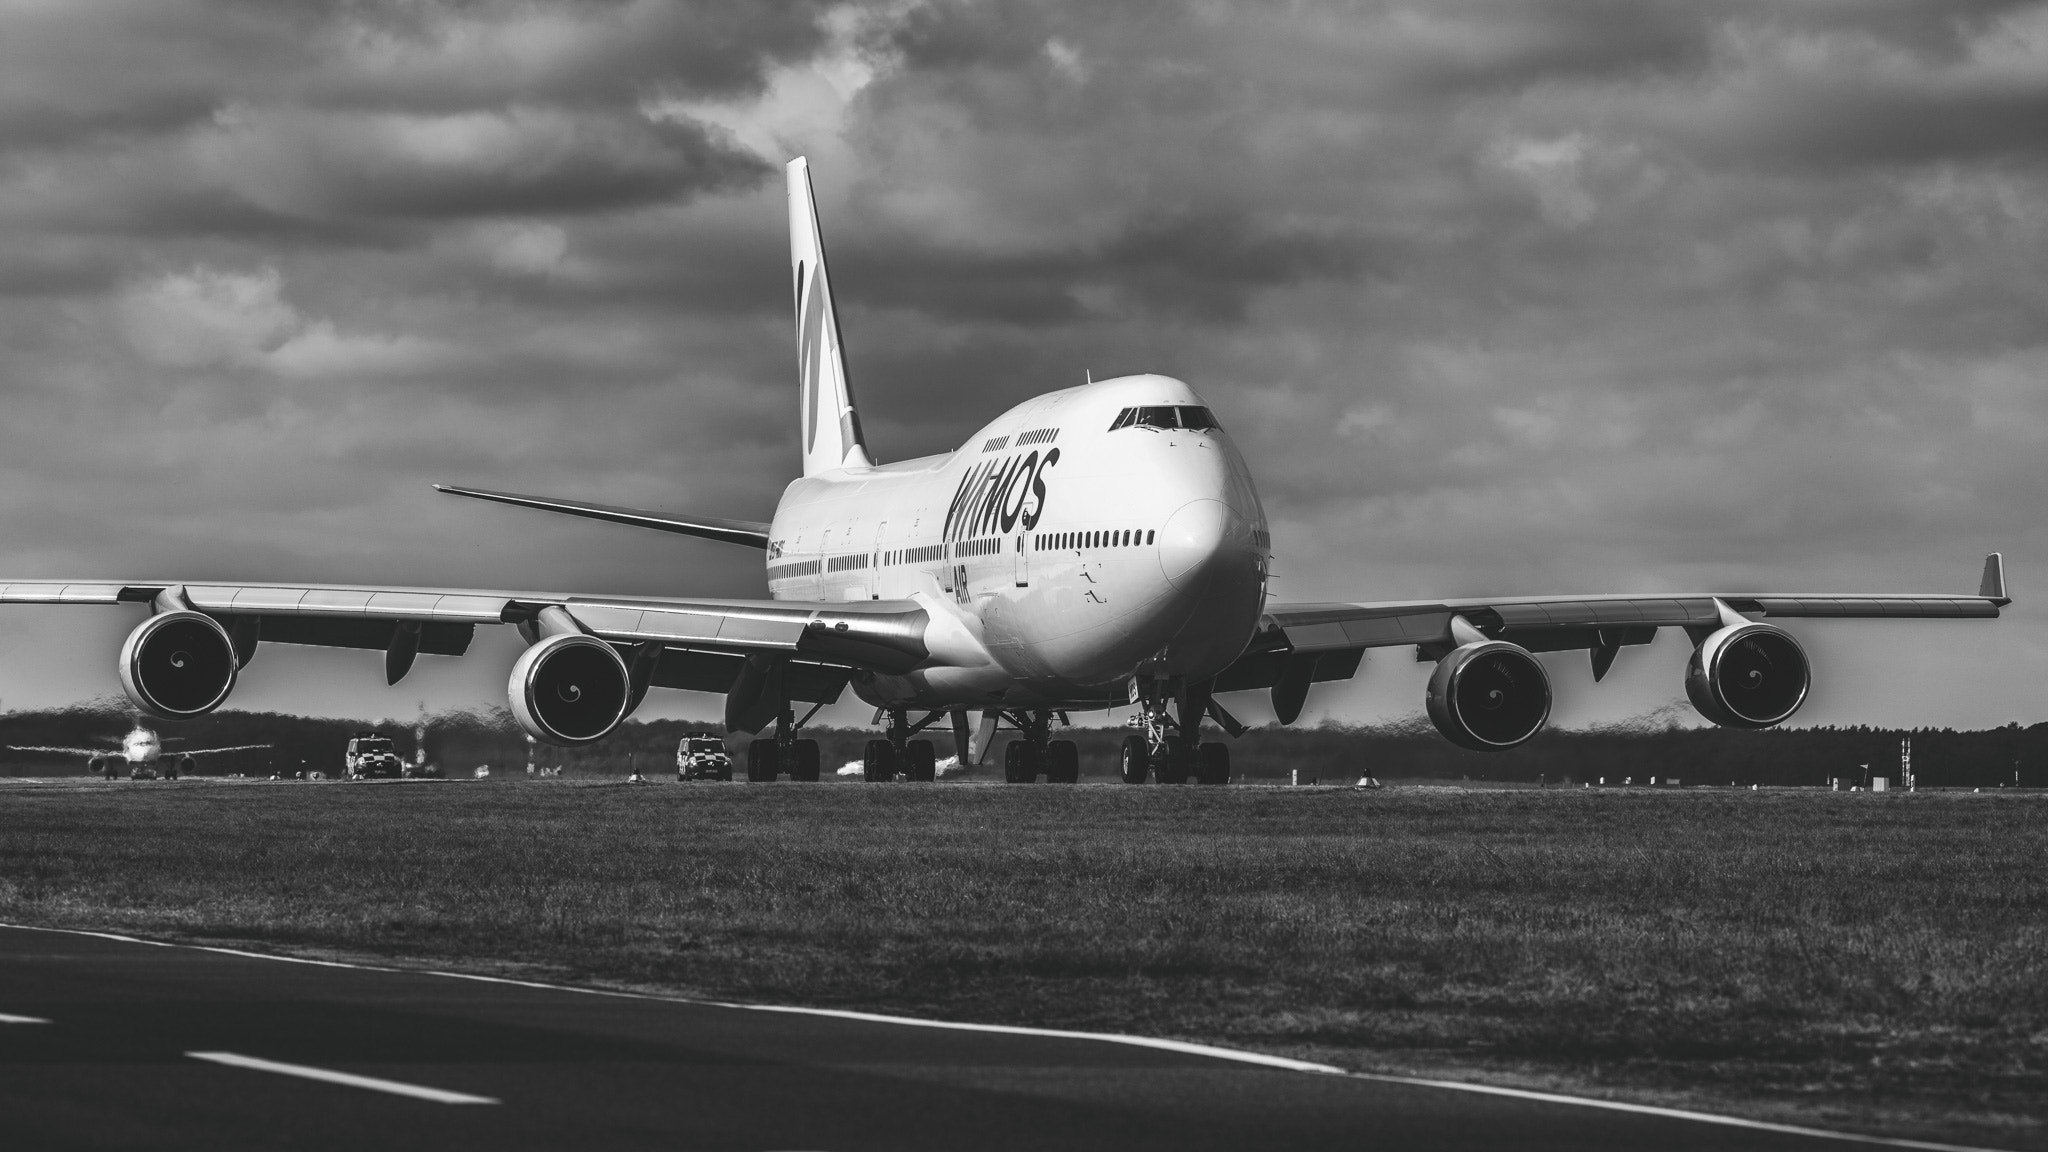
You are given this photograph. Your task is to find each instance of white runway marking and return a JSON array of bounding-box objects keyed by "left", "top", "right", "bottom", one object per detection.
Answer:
[
  {"left": 5, "top": 923, "right": 2006, "bottom": 1151},
  {"left": 185, "top": 1051, "right": 499, "bottom": 1105},
  {"left": 1347, "top": 1073, "right": 1999, "bottom": 1152},
  {"left": 0, "top": 1012, "right": 51, "bottom": 1024}
]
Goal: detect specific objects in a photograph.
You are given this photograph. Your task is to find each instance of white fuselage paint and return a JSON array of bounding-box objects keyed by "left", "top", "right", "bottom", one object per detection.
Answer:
[
  {"left": 117, "top": 726, "right": 161, "bottom": 765},
  {"left": 765, "top": 374, "right": 1270, "bottom": 711}
]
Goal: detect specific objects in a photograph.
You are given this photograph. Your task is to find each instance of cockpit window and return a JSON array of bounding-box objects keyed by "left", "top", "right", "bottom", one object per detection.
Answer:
[{"left": 1108, "top": 405, "right": 1222, "bottom": 432}]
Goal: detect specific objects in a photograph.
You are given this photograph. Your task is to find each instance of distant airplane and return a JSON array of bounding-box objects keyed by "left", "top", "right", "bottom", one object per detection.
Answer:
[
  {"left": 8, "top": 716, "right": 267, "bottom": 780},
  {"left": 0, "top": 158, "right": 2011, "bottom": 785}
]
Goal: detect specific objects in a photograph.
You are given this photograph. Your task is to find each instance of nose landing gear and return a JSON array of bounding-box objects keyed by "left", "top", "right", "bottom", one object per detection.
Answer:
[{"left": 1124, "top": 677, "right": 1232, "bottom": 785}]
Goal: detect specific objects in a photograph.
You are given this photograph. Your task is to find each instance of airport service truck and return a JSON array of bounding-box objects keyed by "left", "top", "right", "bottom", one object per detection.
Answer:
[
  {"left": 676, "top": 733, "right": 733, "bottom": 781},
  {"left": 344, "top": 732, "right": 405, "bottom": 780}
]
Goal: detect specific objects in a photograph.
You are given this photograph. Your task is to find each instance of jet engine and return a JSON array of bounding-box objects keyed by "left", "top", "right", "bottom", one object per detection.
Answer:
[
  {"left": 1685, "top": 621, "right": 1809, "bottom": 728},
  {"left": 508, "top": 615, "right": 632, "bottom": 746},
  {"left": 118, "top": 609, "right": 238, "bottom": 720},
  {"left": 1426, "top": 638, "right": 1552, "bottom": 750}
]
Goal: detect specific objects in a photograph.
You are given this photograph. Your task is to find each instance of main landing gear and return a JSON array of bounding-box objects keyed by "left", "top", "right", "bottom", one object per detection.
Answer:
[
  {"left": 745, "top": 702, "right": 822, "bottom": 782},
  {"left": 861, "top": 708, "right": 941, "bottom": 783},
  {"left": 1120, "top": 677, "right": 1231, "bottom": 786},
  {"left": 995, "top": 710, "right": 1079, "bottom": 784}
]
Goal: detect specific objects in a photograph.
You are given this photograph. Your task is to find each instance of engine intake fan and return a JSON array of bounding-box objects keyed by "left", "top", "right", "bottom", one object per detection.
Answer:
[
  {"left": 1686, "top": 618, "right": 1809, "bottom": 729},
  {"left": 1426, "top": 632, "right": 1552, "bottom": 751},
  {"left": 119, "top": 607, "right": 238, "bottom": 720},
  {"left": 509, "top": 607, "right": 632, "bottom": 746}
]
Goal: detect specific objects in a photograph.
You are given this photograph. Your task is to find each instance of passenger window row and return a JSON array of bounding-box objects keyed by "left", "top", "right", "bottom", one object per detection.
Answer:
[
  {"left": 799, "top": 528, "right": 1162, "bottom": 574},
  {"left": 1107, "top": 405, "right": 1220, "bottom": 432},
  {"left": 980, "top": 435, "right": 1011, "bottom": 453},
  {"left": 1016, "top": 427, "right": 1060, "bottom": 445},
  {"left": 879, "top": 544, "right": 945, "bottom": 566},
  {"left": 1036, "top": 530, "right": 1155, "bottom": 551}
]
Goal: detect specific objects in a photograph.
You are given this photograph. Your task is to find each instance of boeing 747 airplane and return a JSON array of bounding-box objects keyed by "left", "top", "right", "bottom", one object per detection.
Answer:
[{"left": 0, "top": 159, "right": 2010, "bottom": 784}]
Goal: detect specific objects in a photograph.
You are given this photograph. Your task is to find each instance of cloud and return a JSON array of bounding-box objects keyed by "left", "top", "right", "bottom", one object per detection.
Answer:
[
  {"left": 188, "top": 105, "right": 770, "bottom": 222},
  {"left": 3, "top": 0, "right": 2048, "bottom": 732},
  {"left": 117, "top": 266, "right": 296, "bottom": 368},
  {"left": 1492, "top": 134, "right": 1600, "bottom": 227}
]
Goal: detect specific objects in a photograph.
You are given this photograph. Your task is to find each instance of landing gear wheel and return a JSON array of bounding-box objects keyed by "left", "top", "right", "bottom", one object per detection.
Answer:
[
  {"left": 790, "top": 739, "right": 820, "bottom": 782},
  {"left": 1003, "top": 741, "right": 1041, "bottom": 783},
  {"left": 746, "top": 740, "right": 780, "bottom": 782},
  {"left": 1045, "top": 740, "right": 1080, "bottom": 784},
  {"left": 863, "top": 739, "right": 898, "bottom": 782},
  {"left": 1196, "top": 742, "right": 1230, "bottom": 785},
  {"left": 905, "top": 740, "right": 936, "bottom": 783},
  {"left": 1119, "top": 735, "right": 1150, "bottom": 785},
  {"left": 1156, "top": 736, "right": 1195, "bottom": 785}
]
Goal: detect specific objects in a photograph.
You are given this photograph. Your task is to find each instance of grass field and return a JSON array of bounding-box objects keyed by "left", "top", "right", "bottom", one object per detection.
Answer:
[{"left": 1, "top": 779, "right": 2042, "bottom": 1148}]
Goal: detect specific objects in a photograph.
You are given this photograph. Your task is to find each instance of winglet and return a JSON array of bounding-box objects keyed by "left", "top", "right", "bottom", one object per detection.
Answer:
[{"left": 1979, "top": 552, "right": 2008, "bottom": 604}]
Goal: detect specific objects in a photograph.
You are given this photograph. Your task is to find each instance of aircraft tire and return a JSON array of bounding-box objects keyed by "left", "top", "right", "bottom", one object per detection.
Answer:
[
  {"left": 1045, "top": 740, "right": 1080, "bottom": 784},
  {"left": 1196, "top": 742, "right": 1230, "bottom": 785},
  {"left": 1118, "top": 735, "right": 1150, "bottom": 785},
  {"left": 746, "top": 740, "right": 779, "bottom": 782},
  {"left": 1003, "top": 741, "right": 1038, "bottom": 783},
  {"left": 863, "top": 739, "right": 897, "bottom": 782},
  {"left": 1157, "top": 736, "right": 1195, "bottom": 785},
  {"left": 790, "top": 739, "right": 821, "bottom": 782},
  {"left": 905, "top": 740, "right": 936, "bottom": 782}
]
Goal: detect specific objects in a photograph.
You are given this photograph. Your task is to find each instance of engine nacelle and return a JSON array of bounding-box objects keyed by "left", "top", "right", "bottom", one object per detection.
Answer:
[
  {"left": 118, "top": 610, "right": 238, "bottom": 720},
  {"left": 1426, "top": 640, "right": 1552, "bottom": 750},
  {"left": 508, "top": 631, "right": 632, "bottom": 746},
  {"left": 1685, "top": 622, "right": 1809, "bottom": 728}
]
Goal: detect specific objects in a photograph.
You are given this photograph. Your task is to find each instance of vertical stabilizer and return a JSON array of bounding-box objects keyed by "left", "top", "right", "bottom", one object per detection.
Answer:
[{"left": 788, "top": 157, "right": 871, "bottom": 475}]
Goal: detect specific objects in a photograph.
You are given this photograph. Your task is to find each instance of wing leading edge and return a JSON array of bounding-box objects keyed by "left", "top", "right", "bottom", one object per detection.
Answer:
[
  {"left": 0, "top": 580, "right": 927, "bottom": 715},
  {"left": 1220, "top": 553, "right": 2009, "bottom": 718}
]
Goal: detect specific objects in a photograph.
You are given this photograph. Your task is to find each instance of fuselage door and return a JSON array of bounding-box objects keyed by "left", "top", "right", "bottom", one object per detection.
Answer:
[{"left": 1014, "top": 534, "right": 1028, "bottom": 587}]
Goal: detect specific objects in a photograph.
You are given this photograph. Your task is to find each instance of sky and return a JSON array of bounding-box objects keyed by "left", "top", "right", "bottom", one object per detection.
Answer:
[{"left": 1, "top": 0, "right": 2044, "bottom": 732}]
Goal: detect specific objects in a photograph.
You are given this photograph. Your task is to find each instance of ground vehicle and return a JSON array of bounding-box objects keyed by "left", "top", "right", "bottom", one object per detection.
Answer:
[
  {"left": 676, "top": 733, "right": 733, "bottom": 781},
  {"left": 344, "top": 732, "right": 405, "bottom": 780}
]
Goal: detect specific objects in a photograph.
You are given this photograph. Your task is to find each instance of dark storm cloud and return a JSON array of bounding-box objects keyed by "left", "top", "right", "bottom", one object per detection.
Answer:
[
  {"left": 828, "top": 210, "right": 1373, "bottom": 325},
  {"left": 196, "top": 107, "right": 772, "bottom": 221},
  {"left": 3, "top": 0, "right": 2047, "bottom": 729}
]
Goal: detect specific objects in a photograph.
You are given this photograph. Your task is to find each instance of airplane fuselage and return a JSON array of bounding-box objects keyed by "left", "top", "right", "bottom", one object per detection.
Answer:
[
  {"left": 119, "top": 727, "right": 160, "bottom": 764},
  {"left": 765, "top": 374, "right": 1270, "bottom": 710}
]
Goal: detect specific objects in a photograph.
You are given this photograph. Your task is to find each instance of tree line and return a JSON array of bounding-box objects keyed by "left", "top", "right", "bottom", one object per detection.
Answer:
[{"left": 1, "top": 703, "right": 2041, "bottom": 786}]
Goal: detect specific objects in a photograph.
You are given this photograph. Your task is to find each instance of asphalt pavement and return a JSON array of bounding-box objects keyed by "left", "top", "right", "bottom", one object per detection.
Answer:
[{"left": 0, "top": 924, "right": 1979, "bottom": 1151}]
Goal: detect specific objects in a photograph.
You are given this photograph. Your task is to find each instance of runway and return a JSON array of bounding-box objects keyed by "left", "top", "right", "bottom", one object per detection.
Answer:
[{"left": 0, "top": 925, "right": 1982, "bottom": 1152}]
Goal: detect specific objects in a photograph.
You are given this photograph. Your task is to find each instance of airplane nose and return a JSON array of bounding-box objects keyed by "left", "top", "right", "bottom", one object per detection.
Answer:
[{"left": 1158, "top": 499, "right": 1242, "bottom": 589}]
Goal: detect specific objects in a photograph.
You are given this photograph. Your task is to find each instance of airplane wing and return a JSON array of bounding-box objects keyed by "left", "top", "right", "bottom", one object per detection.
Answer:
[
  {"left": 6, "top": 745, "right": 118, "bottom": 757},
  {"left": 1218, "top": 553, "right": 2009, "bottom": 722},
  {"left": 177, "top": 744, "right": 271, "bottom": 756},
  {"left": 0, "top": 579, "right": 926, "bottom": 735},
  {"left": 434, "top": 485, "right": 771, "bottom": 549}
]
